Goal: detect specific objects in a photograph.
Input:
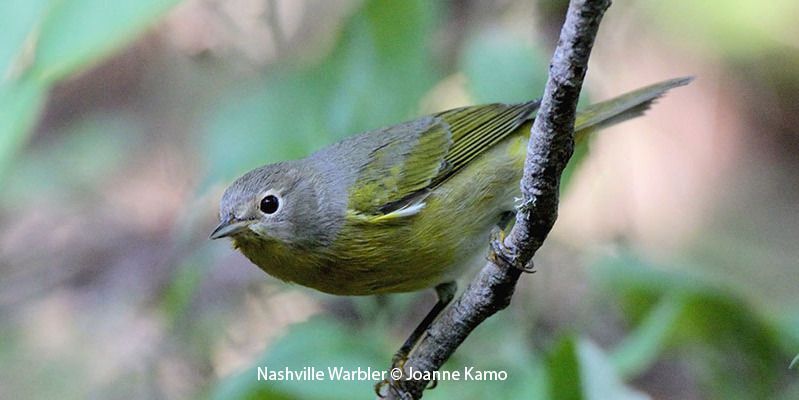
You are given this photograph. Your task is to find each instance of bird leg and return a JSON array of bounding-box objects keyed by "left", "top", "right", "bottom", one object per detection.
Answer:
[
  {"left": 489, "top": 211, "right": 536, "bottom": 273},
  {"left": 392, "top": 281, "right": 457, "bottom": 368},
  {"left": 375, "top": 281, "right": 457, "bottom": 397}
]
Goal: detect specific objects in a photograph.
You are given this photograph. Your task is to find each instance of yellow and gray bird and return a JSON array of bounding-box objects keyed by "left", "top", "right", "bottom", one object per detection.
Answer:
[{"left": 210, "top": 77, "right": 691, "bottom": 363}]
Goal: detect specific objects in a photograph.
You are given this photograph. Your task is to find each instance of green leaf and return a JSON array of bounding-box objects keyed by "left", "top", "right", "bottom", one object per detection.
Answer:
[
  {"left": 548, "top": 336, "right": 583, "bottom": 400},
  {"left": 577, "top": 339, "right": 650, "bottom": 400},
  {"left": 0, "top": 0, "right": 49, "bottom": 73},
  {"left": 592, "top": 251, "right": 799, "bottom": 399},
  {"left": 461, "top": 31, "right": 547, "bottom": 104},
  {"left": 202, "top": 71, "right": 329, "bottom": 185},
  {"left": 324, "top": 0, "right": 438, "bottom": 136},
  {"left": 30, "top": 0, "right": 182, "bottom": 83},
  {"left": 547, "top": 336, "right": 649, "bottom": 400},
  {"left": 459, "top": 31, "right": 593, "bottom": 192},
  {"left": 212, "top": 317, "right": 385, "bottom": 400},
  {"left": 0, "top": 79, "right": 46, "bottom": 184},
  {"left": 610, "top": 293, "right": 687, "bottom": 378},
  {"left": 430, "top": 312, "right": 548, "bottom": 399},
  {"left": 203, "top": 0, "right": 439, "bottom": 184},
  {"left": 0, "top": 0, "right": 181, "bottom": 182}
]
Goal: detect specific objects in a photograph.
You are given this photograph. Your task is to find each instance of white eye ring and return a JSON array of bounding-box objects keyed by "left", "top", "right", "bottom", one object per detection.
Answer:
[{"left": 258, "top": 191, "right": 282, "bottom": 215}]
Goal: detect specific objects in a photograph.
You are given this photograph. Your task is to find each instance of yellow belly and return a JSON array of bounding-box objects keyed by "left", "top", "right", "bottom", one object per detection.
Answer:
[{"left": 236, "top": 129, "right": 529, "bottom": 295}]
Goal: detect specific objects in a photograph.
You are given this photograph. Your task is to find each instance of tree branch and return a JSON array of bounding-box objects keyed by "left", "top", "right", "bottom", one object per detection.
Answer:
[{"left": 383, "top": 0, "right": 612, "bottom": 398}]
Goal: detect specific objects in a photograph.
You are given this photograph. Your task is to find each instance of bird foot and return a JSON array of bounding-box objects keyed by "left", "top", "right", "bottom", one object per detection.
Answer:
[
  {"left": 489, "top": 226, "right": 535, "bottom": 273},
  {"left": 375, "top": 353, "right": 409, "bottom": 398}
]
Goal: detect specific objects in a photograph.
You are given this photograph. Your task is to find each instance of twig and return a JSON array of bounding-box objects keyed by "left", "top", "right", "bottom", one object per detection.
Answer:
[{"left": 382, "top": 0, "right": 612, "bottom": 398}]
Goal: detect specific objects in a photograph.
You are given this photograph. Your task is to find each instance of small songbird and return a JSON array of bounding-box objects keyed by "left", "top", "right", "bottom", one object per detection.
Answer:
[{"left": 210, "top": 77, "right": 691, "bottom": 366}]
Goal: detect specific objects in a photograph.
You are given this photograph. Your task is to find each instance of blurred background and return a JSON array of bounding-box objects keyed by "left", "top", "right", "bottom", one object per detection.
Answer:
[{"left": 1, "top": 0, "right": 798, "bottom": 399}]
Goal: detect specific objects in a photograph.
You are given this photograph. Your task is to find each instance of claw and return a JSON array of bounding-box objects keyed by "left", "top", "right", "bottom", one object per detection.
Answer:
[
  {"left": 427, "top": 378, "right": 438, "bottom": 390},
  {"left": 375, "top": 377, "right": 412, "bottom": 400},
  {"left": 489, "top": 226, "right": 535, "bottom": 273},
  {"left": 374, "top": 379, "right": 390, "bottom": 398},
  {"left": 391, "top": 352, "right": 408, "bottom": 371},
  {"left": 378, "top": 282, "right": 457, "bottom": 398},
  {"left": 374, "top": 380, "right": 387, "bottom": 398},
  {"left": 375, "top": 354, "right": 408, "bottom": 399}
]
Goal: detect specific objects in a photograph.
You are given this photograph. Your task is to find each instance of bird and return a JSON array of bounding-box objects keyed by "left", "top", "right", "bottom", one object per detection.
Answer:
[{"left": 210, "top": 76, "right": 691, "bottom": 375}]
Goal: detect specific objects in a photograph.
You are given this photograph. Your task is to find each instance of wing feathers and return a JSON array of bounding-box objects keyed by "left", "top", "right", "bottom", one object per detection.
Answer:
[
  {"left": 433, "top": 101, "right": 538, "bottom": 185},
  {"left": 347, "top": 77, "right": 690, "bottom": 219},
  {"left": 348, "top": 101, "right": 539, "bottom": 217}
]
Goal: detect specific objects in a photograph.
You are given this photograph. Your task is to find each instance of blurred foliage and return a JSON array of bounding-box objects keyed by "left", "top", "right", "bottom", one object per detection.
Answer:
[
  {"left": 212, "top": 309, "right": 649, "bottom": 400},
  {"left": 1, "top": 0, "right": 798, "bottom": 399},
  {"left": 212, "top": 318, "right": 385, "bottom": 400},
  {"left": 595, "top": 252, "right": 799, "bottom": 400},
  {"left": 202, "top": 0, "right": 439, "bottom": 184},
  {"left": 0, "top": 0, "right": 181, "bottom": 182},
  {"left": 548, "top": 337, "right": 648, "bottom": 400},
  {"left": 641, "top": 0, "right": 799, "bottom": 56},
  {"left": 460, "top": 32, "right": 547, "bottom": 104},
  {"left": 3, "top": 111, "right": 141, "bottom": 205}
]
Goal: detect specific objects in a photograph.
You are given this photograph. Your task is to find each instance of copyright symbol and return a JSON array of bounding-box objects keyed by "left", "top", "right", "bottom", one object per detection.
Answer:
[{"left": 390, "top": 367, "right": 403, "bottom": 381}]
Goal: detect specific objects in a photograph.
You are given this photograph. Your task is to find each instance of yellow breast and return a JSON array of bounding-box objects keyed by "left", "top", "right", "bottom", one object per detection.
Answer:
[{"left": 235, "top": 129, "right": 529, "bottom": 295}]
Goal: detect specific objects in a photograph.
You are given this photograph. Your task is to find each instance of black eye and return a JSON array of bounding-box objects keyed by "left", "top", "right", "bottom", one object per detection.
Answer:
[{"left": 259, "top": 195, "right": 280, "bottom": 214}]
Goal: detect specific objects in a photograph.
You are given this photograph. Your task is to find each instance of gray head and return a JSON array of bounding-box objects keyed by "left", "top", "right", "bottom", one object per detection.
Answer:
[{"left": 210, "top": 161, "right": 337, "bottom": 246}]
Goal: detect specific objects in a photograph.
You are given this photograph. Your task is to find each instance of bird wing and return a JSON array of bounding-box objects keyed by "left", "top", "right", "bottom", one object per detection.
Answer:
[
  {"left": 348, "top": 101, "right": 539, "bottom": 219},
  {"left": 433, "top": 101, "right": 539, "bottom": 186}
]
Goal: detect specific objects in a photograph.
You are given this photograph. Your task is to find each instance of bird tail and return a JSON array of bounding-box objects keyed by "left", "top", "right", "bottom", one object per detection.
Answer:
[{"left": 574, "top": 76, "right": 693, "bottom": 142}]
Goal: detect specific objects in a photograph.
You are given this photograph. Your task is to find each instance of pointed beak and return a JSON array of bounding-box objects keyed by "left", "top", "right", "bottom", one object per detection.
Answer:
[{"left": 209, "top": 219, "right": 253, "bottom": 240}]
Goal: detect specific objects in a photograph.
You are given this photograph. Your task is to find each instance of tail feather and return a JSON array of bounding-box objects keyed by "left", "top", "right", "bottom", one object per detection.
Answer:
[{"left": 574, "top": 76, "right": 693, "bottom": 141}]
